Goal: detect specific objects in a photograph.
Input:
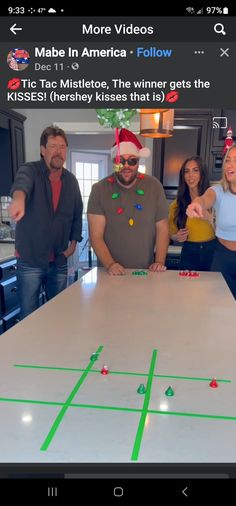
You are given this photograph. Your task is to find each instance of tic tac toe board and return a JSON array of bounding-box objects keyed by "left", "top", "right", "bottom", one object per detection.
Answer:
[{"left": 0, "top": 268, "right": 236, "bottom": 463}]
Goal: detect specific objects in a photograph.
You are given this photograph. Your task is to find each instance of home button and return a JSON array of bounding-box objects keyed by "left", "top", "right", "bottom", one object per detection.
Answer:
[{"left": 113, "top": 486, "right": 124, "bottom": 497}]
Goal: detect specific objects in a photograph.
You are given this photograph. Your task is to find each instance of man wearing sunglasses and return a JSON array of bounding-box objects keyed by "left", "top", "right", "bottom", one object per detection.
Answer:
[{"left": 87, "top": 128, "right": 169, "bottom": 275}]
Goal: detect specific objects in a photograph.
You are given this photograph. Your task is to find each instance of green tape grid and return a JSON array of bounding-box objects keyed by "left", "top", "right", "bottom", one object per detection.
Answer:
[
  {"left": 1, "top": 396, "right": 236, "bottom": 421},
  {"left": 9, "top": 356, "right": 232, "bottom": 458},
  {"left": 131, "top": 349, "right": 157, "bottom": 461},
  {"left": 14, "top": 364, "right": 231, "bottom": 383},
  {"left": 40, "top": 345, "right": 103, "bottom": 451}
]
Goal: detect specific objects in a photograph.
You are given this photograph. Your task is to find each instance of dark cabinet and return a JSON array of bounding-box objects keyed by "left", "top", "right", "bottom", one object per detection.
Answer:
[
  {"left": 211, "top": 109, "right": 236, "bottom": 148},
  {"left": 0, "top": 257, "right": 47, "bottom": 332},
  {"left": 209, "top": 108, "right": 236, "bottom": 182},
  {"left": 166, "top": 252, "right": 181, "bottom": 270},
  {"left": 152, "top": 109, "right": 212, "bottom": 199},
  {"left": 1, "top": 276, "right": 18, "bottom": 315},
  {"left": 3, "top": 307, "right": 21, "bottom": 332},
  {"left": 0, "top": 258, "right": 20, "bottom": 331},
  {"left": 0, "top": 259, "right": 17, "bottom": 281},
  {"left": 0, "top": 319, "right": 4, "bottom": 335},
  {"left": 0, "top": 109, "right": 26, "bottom": 196}
]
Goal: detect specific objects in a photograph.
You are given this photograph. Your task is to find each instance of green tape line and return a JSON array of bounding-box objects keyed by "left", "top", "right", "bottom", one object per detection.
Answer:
[
  {"left": 14, "top": 364, "right": 231, "bottom": 383},
  {"left": 131, "top": 349, "right": 157, "bottom": 461},
  {"left": 148, "top": 409, "right": 236, "bottom": 421},
  {"left": 0, "top": 397, "right": 64, "bottom": 407},
  {"left": 1, "top": 397, "right": 236, "bottom": 422},
  {"left": 40, "top": 345, "right": 103, "bottom": 451},
  {"left": 156, "top": 374, "right": 230, "bottom": 383}
]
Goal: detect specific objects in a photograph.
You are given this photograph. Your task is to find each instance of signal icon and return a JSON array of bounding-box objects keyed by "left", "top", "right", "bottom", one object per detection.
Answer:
[
  {"left": 197, "top": 8, "right": 203, "bottom": 14},
  {"left": 186, "top": 7, "right": 195, "bottom": 14}
]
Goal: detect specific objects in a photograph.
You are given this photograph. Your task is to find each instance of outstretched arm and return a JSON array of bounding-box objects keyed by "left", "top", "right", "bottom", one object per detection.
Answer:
[
  {"left": 186, "top": 188, "right": 216, "bottom": 218},
  {"left": 9, "top": 190, "right": 26, "bottom": 222}
]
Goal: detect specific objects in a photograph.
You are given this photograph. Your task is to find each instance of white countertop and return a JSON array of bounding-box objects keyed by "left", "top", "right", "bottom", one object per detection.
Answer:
[
  {"left": 0, "top": 243, "right": 15, "bottom": 262},
  {"left": 168, "top": 244, "right": 182, "bottom": 254},
  {"left": 0, "top": 268, "right": 235, "bottom": 464}
]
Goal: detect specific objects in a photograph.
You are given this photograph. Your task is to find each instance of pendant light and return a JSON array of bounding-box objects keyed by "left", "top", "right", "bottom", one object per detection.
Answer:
[{"left": 140, "top": 109, "right": 174, "bottom": 138}]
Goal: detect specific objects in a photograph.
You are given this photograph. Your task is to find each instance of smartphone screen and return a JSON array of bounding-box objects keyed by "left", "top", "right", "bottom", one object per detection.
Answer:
[{"left": 0, "top": 3, "right": 235, "bottom": 501}]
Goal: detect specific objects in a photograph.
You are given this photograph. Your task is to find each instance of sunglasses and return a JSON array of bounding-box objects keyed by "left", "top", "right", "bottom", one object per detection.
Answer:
[{"left": 119, "top": 157, "right": 139, "bottom": 166}]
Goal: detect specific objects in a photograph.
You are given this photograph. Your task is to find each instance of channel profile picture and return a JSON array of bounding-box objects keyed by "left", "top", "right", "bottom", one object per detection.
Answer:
[{"left": 7, "top": 48, "right": 30, "bottom": 71}]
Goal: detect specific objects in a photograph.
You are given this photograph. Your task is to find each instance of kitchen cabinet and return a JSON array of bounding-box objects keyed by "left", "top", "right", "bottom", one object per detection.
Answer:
[
  {"left": 0, "top": 257, "right": 46, "bottom": 332},
  {"left": 0, "top": 257, "right": 20, "bottom": 331},
  {"left": 152, "top": 108, "right": 236, "bottom": 191},
  {"left": 0, "top": 108, "right": 26, "bottom": 196},
  {"left": 3, "top": 307, "right": 21, "bottom": 332},
  {"left": 166, "top": 246, "right": 182, "bottom": 270},
  {"left": 209, "top": 108, "right": 236, "bottom": 182},
  {"left": 211, "top": 109, "right": 236, "bottom": 148}
]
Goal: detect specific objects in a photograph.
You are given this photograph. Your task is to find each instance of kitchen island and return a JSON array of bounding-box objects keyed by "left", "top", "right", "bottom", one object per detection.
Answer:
[{"left": 0, "top": 267, "right": 235, "bottom": 467}]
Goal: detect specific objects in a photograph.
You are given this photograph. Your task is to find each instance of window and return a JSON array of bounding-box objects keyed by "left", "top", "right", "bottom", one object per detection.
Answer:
[{"left": 71, "top": 152, "right": 108, "bottom": 264}]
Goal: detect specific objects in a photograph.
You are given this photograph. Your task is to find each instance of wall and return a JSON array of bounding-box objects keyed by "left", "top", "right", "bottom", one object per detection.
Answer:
[{"left": 13, "top": 108, "right": 154, "bottom": 175}]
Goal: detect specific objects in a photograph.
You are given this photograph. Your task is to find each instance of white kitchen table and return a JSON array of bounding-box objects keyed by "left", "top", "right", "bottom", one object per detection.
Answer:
[{"left": 0, "top": 268, "right": 235, "bottom": 464}]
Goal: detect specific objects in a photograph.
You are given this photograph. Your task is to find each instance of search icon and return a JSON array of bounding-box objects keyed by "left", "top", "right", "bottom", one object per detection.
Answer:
[{"left": 214, "top": 23, "right": 226, "bottom": 35}]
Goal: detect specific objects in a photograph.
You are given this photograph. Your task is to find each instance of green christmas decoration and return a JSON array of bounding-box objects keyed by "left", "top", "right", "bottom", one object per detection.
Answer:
[
  {"left": 90, "top": 353, "right": 99, "bottom": 362},
  {"left": 132, "top": 271, "right": 148, "bottom": 276},
  {"left": 96, "top": 109, "right": 138, "bottom": 129},
  {"left": 165, "top": 386, "right": 174, "bottom": 397},
  {"left": 137, "top": 383, "right": 146, "bottom": 394}
]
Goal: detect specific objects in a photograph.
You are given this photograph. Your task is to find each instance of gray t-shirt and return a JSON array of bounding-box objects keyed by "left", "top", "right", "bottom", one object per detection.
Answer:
[{"left": 87, "top": 173, "right": 168, "bottom": 268}]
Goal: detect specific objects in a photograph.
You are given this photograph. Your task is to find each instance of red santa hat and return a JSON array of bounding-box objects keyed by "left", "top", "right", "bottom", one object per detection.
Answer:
[{"left": 111, "top": 128, "right": 150, "bottom": 159}]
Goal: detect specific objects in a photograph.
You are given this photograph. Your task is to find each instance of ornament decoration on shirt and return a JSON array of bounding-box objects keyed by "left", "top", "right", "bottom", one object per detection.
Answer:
[
  {"left": 113, "top": 163, "right": 124, "bottom": 173},
  {"left": 108, "top": 173, "right": 145, "bottom": 227}
]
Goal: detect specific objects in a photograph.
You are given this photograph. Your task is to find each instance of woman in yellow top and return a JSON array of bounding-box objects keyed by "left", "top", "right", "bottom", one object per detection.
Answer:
[{"left": 168, "top": 156, "right": 216, "bottom": 271}]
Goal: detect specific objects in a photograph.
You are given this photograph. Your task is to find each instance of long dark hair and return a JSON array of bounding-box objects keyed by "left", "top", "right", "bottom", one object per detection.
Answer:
[{"left": 175, "top": 156, "right": 210, "bottom": 229}]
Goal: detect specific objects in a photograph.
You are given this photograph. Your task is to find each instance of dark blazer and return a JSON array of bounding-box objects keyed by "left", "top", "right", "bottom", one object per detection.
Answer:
[{"left": 11, "top": 159, "right": 83, "bottom": 268}]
